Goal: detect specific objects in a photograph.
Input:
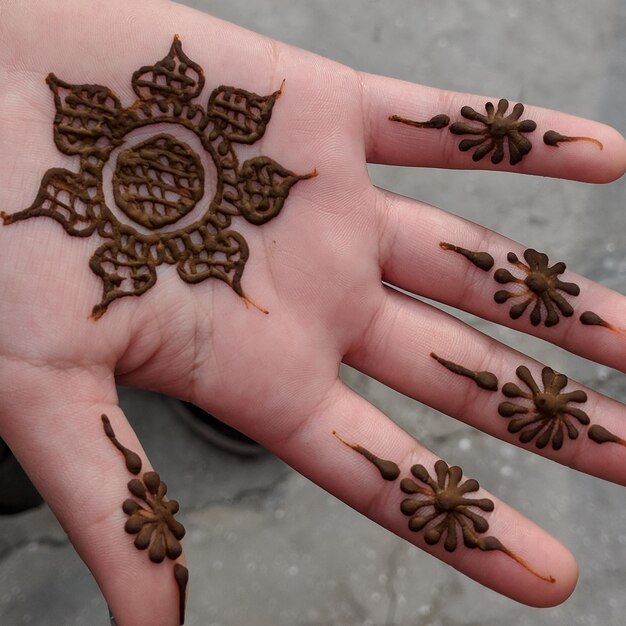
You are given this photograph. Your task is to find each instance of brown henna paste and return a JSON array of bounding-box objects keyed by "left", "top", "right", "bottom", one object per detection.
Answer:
[
  {"left": 588, "top": 425, "right": 626, "bottom": 448},
  {"left": 580, "top": 311, "right": 625, "bottom": 336},
  {"left": 102, "top": 414, "right": 143, "bottom": 474},
  {"left": 389, "top": 113, "right": 450, "bottom": 129},
  {"left": 430, "top": 352, "right": 499, "bottom": 391},
  {"left": 102, "top": 415, "right": 188, "bottom": 624},
  {"left": 174, "top": 564, "right": 189, "bottom": 625},
  {"left": 499, "top": 366, "right": 589, "bottom": 450},
  {"left": 494, "top": 249, "right": 580, "bottom": 327},
  {"left": 1, "top": 36, "right": 315, "bottom": 318},
  {"left": 398, "top": 459, "right": 552, "bottom": 581},
  {"left": 543, "top": 130, "right": 603, "bottom": 150},
  {"left": 439, "top": 241, "right": 494, "bottom": 272},
  {"left": 333, "top": 432, "right": 400, "bottom": 480},
  {"left": 449, "top": 99, "right": 537, "bottom": 165},
  {"left": 124, "top": 472, "right": 186, "bottom": 564},
  {"left": 336, "top": 434, "right": 554, "bottom": 582}
]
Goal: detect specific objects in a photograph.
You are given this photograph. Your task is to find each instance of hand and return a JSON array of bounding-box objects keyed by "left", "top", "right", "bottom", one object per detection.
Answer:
[{"left": 1, "top": 1, "right": 625, "bottom": 624}]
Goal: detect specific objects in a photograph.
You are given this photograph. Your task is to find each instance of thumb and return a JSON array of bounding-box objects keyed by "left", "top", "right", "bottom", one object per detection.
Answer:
[{"left": 0, "top": 365, "right": 188, "bottom": 626}]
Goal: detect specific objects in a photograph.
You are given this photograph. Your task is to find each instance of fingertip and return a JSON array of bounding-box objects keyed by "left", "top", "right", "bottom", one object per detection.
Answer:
[{"left": 539, "top": 121, "right": 626, "bottom": 183}]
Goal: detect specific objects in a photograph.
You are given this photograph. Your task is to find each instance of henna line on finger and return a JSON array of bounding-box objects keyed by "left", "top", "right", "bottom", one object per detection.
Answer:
[
  {"left": 101, "top": 414, "right": 143, "bottom": 474},
  {"left": 543, "top": 130, "right": 603, "bottom": 150},
  {"left": 389, "top": 113, "right": 450, "bottom": 129},
  {"left": 588, "top": 425, "right": 626, "bottom": 448},
  {"left": 174, "top": 564, "right": 189, "bottom": 625},
  {"left": 333, "top": 432, "right": 400, "bottom": 480},
  {"left": 430, "top": 352, "right": 499, "bottom": 391},
  {"left": 580, "top": 311, "right": 625, "bottom": 336},
  {"left": 439, "top": 241, "right": 494, "bottom": 271}
]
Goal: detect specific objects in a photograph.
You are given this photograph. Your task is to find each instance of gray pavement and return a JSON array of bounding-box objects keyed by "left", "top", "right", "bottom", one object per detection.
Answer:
[{"left": 1, "top": 1, "right": 625, "bottom": 624}]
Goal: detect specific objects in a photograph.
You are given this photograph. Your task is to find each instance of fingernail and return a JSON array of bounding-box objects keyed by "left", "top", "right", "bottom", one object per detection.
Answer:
[{"left": 108, "top": 604, "right": 118, "bottom": 625}]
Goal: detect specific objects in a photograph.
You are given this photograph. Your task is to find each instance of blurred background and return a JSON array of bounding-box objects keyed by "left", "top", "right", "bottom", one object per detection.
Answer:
[{"left": 1, "top": 1, "right": 625, "bottom": 624}]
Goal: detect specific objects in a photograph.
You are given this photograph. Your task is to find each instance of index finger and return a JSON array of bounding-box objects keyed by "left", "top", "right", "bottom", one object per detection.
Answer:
[{"left": 360, "top": 73, "right": 626, "bottom": 182}]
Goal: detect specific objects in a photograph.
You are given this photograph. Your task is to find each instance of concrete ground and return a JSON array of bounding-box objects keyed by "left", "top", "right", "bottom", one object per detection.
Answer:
[{"left": 1, "top": 1, "right": 625, "bottom": 624}]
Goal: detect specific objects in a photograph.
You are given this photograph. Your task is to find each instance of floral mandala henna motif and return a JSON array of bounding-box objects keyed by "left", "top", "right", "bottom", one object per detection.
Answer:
[
  {"left": 335, "top": 434, "right": 554, "bottom": 582},
  {"left": 494, "top": 248, "right": 580, "bottom": 327},
  {"left": 498, "top": 366, "right": 590, "bottom": 450},
  {"left": 1, "top": 36, "right": 314, "bottom": 318},
  {"left": 101, "top": 415, "right": 189, "bottom": 624},
  {"left": 449, "top": 98, "right": 537, "bottom": 165}
]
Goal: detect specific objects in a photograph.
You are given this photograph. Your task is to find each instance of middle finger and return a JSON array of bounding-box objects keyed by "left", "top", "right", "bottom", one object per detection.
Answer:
[{"left": 374, "top": 188, "right": 626, "bottom": 372}]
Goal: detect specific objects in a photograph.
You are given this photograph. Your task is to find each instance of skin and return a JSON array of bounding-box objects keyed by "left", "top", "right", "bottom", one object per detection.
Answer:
[{"left": 0, "top": 1, "right": 625, "bottom": 624}]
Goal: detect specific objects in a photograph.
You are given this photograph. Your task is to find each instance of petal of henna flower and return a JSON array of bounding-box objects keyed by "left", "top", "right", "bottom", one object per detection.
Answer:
[
  {"left": 207, "top": 84, "right": 282, "bottom": 144},
  {"left": 236, "top": 157, "right": 316, "bottom": 225},
  {"left": 1, "top": 168, "right": 102, "bottom": 236},
  {"left": 46, "top": 73, "right": 123, "bottom": 156},
  {"left": 176, "top": 228, "right": 248, "bottom": 294},
  {"left": 89, "top": 241, "right": 157, "bottom": 319},
  {"left": 132, "top": 36, "right": 205, "bottom": 103}
]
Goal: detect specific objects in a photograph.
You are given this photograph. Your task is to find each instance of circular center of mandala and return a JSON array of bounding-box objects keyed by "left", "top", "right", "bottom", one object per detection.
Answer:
[{"left": 112, "top": 133, "right": 205, "bottom": 229}]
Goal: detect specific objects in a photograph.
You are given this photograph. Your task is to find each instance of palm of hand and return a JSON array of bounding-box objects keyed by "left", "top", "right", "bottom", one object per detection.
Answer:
[{"left": 0, "top": 34, "right": 378, "bottom": 437}]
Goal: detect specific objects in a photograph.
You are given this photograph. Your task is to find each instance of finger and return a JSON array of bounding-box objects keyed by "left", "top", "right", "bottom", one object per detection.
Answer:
[
  {"left": 267, "top": 379, "right": 577, "bottom": 607},
  {"left": 376, "top": 188, "right": 626, "bottom": 373},
  {"left": 345, "top": 283, "right": 626, "bottom": 485},
  {"left": 359, "top": 72, "right": 626, "bottom": 182},
  {"left": 0, "top": 366, "right": 188, "bottom": 626}
]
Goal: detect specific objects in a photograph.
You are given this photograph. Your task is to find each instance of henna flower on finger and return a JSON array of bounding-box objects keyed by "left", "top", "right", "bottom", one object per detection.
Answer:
[
  {"left": 449, "top": 99, "right": 537, "bottom": 165},
  {"left": 400, "top": 460, "right": 494, "bottom": 551},
  {"left": 124, "top": 471, "right": 186, "bottom": 563},
  {"left": 335, "top": 434, "right": 554, "bottom": 582},
  {"left": 101, "top": 415, "right": 189, "bottom": 624},
  {"left": 499, "top": 366, "right": 589, "bottom": 450},
  {"left": 494, "top": 248, "right": 580, "bottom": 327}
]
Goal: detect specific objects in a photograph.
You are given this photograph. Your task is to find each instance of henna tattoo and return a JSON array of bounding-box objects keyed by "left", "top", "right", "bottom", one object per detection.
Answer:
[
  {"left": 400, "top": 460, "right": 553, "bottom": 581},
  {"left": 389, "top": 113, "right": 450, "bottom": 130},
  {"left": 543, "top": 130, "right": 603, "bottom": 150},
  {"left": 124, "top": 472, "right": 186, "bottom": 563},
  {"left": 174, "top": 564, "right": 190, "bottom": 625},
  {"left": 580, "top": 310, "right": 610, "bottom": 328},
  {"left": 430, "top": 352, "right": 499, "bottom": 391},
  {"left": 399, "top": 460, "right": 493, "bottom": 547},
  {"left": 102, "top": 414, "right": 188, "bottom": 624},
  {"left": 580, "top": 311, "right": 625, "bottom": 336},
  {"left": 588, "top": 425, "right": 626, "bottom": 448},
  {"left": 335, "top": 435, "right": 554, "bottom": 582},
  {"left": 498, "top": 366, "right": 589, "bottom": 450},
  {"left": 439, "top": 241, "right": 494, "bottom": 272},
  {"left": 494, "top": 249, "right": 580, "bottom": 327},
  {"left": 333, "top": 432, "right": 400, "bottom": 480},
  {"left": 449, "top": 99, "right": 537, "bottom": 165},
  {"left": 1, "top": 36, "right": 315, "bottom": 318},
  {"left": 102, "top": 414, "right": 142, "bottom": 474}
]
